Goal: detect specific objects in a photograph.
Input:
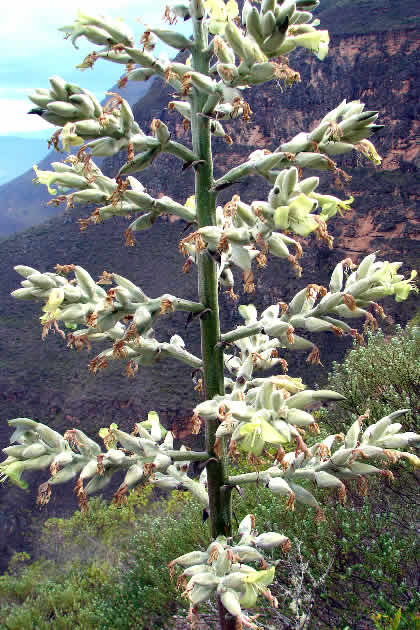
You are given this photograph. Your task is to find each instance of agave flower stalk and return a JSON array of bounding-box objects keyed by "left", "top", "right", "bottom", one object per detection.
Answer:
[{"left": 1, "top": 1, "right": 419, "bottom": 629}]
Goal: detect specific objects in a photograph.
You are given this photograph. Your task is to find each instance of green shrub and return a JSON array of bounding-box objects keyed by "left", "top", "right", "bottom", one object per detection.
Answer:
[
  {"left": 92, "top": 492, "right": 209, "bottom": 630},
  {"left": 371, "top": 606, "right": 420, "bottom": 630},
  {"left": 324, "top": 325, "right": 420, "bottom": 433}
]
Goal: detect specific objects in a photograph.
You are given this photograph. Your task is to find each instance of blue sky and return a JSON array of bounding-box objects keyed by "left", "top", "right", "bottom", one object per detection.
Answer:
[{"left": 0, "top": 1, "right": 192, "bottom": 139}]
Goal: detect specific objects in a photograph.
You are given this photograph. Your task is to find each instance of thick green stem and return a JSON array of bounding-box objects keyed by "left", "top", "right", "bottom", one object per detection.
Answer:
[{"left": 191, "top": 6, "right": 231, "bottom": 542}]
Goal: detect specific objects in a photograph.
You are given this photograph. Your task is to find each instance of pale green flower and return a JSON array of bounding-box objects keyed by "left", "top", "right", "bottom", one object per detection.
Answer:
[
  {"left": 238, "top": 304, "right": 258, "bottom": 323},
  {"left": 393, "top": 270, "right": 418, "bottom": 302},
  {"left": 40, "top": 288, "right": 64, "bottom": 324},
  {"left": 275, "top": 193, "right": 318, "bottom": 236},
  {"left": 310, "top": 192, "right": 354, "bottom": 220},
  {"left": 239, "top": 567, "right": 276, "bottom": 608},
  {"left": 185, "top": 195, "right": 196, "bottom": 211},
  {"left": 0, "top": 459, "right": 28, "bottom": 489},
  {"left": 293, "top": 30, "right": 329, "bottom": 60},
  {"left": 357, "top": 139, "right": 382, "bottom": 165},
  {"left": 373, "top": 261, "right": 403, "bottom": 285},
  {"left": 61, "top": 122, "right": 84, "bottom": 153},
  {"left": 33, "top": 165, "right": 57, "bottom": 195},
  {"left": 239, "top": 411, "right": 287, "bottom": 455},
  {"left": 203, "top": 0, "right": 239, "bottom": 34}
]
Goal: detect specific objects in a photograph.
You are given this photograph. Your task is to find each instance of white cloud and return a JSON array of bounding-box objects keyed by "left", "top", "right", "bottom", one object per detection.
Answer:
[
  {"left": 0, "top": 98, "right": 52, "bottom": 134},
  {"left": 0, "top": 1, "right": 192, "bottom": 137}
]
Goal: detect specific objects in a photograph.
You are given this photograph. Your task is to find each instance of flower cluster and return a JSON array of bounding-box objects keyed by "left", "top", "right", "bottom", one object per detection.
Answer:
[
  {"left": 169, "top": 512, "right": 289, "bottom": 629},
  {"left": 12, "top": 264, "right": 203, "bottom": 373}
]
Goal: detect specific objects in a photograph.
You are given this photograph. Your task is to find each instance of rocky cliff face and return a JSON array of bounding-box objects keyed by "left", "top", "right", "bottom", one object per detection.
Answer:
[{"left": 0, "top": 23, "right": 418, "bottom": 571}]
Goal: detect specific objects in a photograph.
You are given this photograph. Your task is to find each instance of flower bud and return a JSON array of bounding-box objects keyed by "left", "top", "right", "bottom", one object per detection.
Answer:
[
  {"left": 268, "top": 476, "right": 292, "bottom": 495},
  {"left": 304, "top": 317, "right": 333, "bottom": 332},
  {"left": 80, "top": 460, "right": 99, "bottom": 480},
  {"left": 318, "top": 141, "right": 355, "bottom": 156},
  {"left": 27, "top": 273, "right": 56, "bottom": 290},
  {"left": 50, "top": 463, "right": 83, "bottom": 484},
  {"left": 129, "top": 212, "right": 156, "bottom": 231},
  {"left": 69, "top": 93, "right": 95, "bottom": 118},
  {"left": 86, "top": 137, "right": 124, "bottom": 157},
  {"left": 224, "top": 21, "right": 246, "bottom": 59},
  {"left": 267, "top": 233, "right": 290, "bottom": 257},
  {"left": 224, "top": 227, "right": 251, "bottom": 244},
  {"left": 133, "top": 306, "right": 153, "bottom": 335},
  {"left": 21, "top": 454, "right": 55, "bottom": 471},
  {"left": 217, "top": 63, "right": 239, "bottom": 84},
  {"left": 47, "top": 101, "right": 80, "bottom": 119},
  {"left": 231, "top": 545, "right": 264, "bottom": 562},
  {"left": 289, "top": 482, "right": 319, "bottom": 507},
  {"left": 295, "top": 152, "right": 331, "bottom": 169},
  {"left": 85, "top": 471, "right": 113, "bottom": 494},
  {"left": 28, "top": 92, "right": 53, "bottom": 108},
  {"left": 262, "top": 28, "right": 287, "bottom": 56},
  {"left": 255, "top": 532, "right": 289, "bottom": 550},
  {"left": 280, "top": 132, "right": 310, "bottom": 154},
  {"left": 2, "top": 445, "right": 27, "bottom": 458},
  {"left": 168, "top": 100, "right": 191, "bottom": 119},
  {"left": 155, "top": 196, "right": 196, "bottom": 221},
  {"left": 189, "top": 71, "right": 219, "bottom": 95},
  {"left": 314, "top": 471, "right": 343, "bottom": 488},
  {"left": 173, "top": 551, "right": 209, "bottom": 568},
  {"left": 14, "top": 265, "right": 39, "bottom": 279},
  {"left": 59, "top": 304, "right": 90, "bottom": 322},
  {"left": 151, "top": 119, "right": 170, "bottom": 146},
  {"left": 194, "top": 399, "right": 221, "bottom": 420},
  {"left": 199, "top": 226, "right": 223, "bottom": 250},
  {"left": 22, "top": 443, "right": 48, "bottom": 458},
  {"left": 75, "top": 266, "right": 97, "bottom": 299},
  {"left": 261, "top": 10, "right": 276, "bottom": 37},
  {"left": 119, "top": 147, "right": 161, "bottom": 175},
  {"left": 48, "top": 75, "right": 68, "bottom": 100},
  {"left": 127, "top": 67, "right": 155, "bottom": 82},
  {"left": 189, "top": 584, "right": 215, "bottom": 604},
  {"left": 286, "top": 407, "right": 314, "bottom": 426},
  {"left": 238, "top": 514, "right": 255, "bottom": 536},
  {"left": 263, "top": 319, "right": 292, "bottom": 337},
  {"left": 246, "top": 7, "right": 264, "bottom": 45}
]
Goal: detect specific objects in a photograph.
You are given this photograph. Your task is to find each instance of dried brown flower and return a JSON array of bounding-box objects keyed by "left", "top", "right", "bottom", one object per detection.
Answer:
[
  {"left": 179, "top": 231, "right": 205, "bottom": 257},
  {"left": 160, "top": 298, "right": 175, "bottom": 314},
  {"left": 55, "top": 263, "right": 76, "bottom": 275},
  {"left": 288, "top": 254, "right": 303, "bottom": 277},
  {"left": 125, "top": 228, "right": 135, "bottom": 247},
  {"left": 97, "top": 270, "right": 113, "bottom": 285},
  {"left": 37, "top": 482, "right": 52, "bottom": 507},
  {"left": 225, "top": 287, "right": 239, "bottom": 301},
  {"left": 64, "top": 429, "right": 82, "bottom": 450},
  {"left": 112, "top": 340, "right": 128, "bottom": 359},
  {"left": 112, "top": 482, "right": 129, "bottom": 507},
  {"left": 88, "top": 356, "right": 108, "bottom": 375},
  {"left": 243, "top": 270, "right": 255, "bottom": 294},
  {"left": 190, "top": 412, "right": 202, "bottom": 435},
  {"left": 306, "top": 345, "right": 323, "bottom": 366},
  {"left": 74, "top": 477, "right": 89, "bottom": 513}
]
